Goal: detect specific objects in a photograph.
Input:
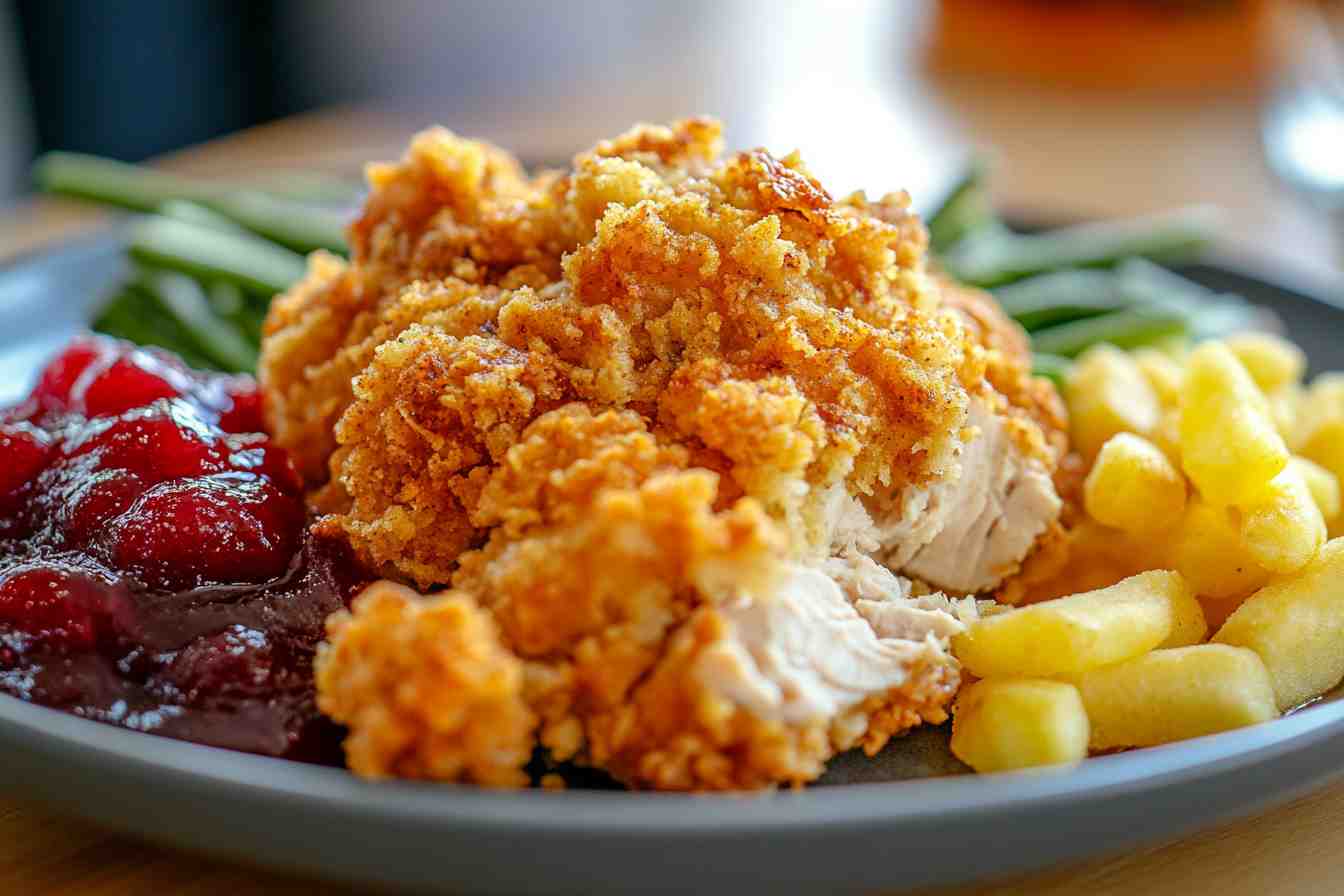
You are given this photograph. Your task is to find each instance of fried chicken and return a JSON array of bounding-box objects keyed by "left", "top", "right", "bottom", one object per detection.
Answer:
[
  {"left": 274, "top": 119, "right": 1067, "bottom": 790},
  {"left": 316, "top": 405, "right": 965, "bottom": 789}
]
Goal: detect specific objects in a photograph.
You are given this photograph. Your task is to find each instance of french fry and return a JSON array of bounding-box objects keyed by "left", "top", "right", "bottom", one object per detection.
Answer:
[
  {"left": 1214, "top": 538, "right": 1344, "bottom": 710},
  {"left": 1302, "top": 373, "right": 1344, "bottom": 412},
  {"left": 1159, "top": 579, "right": 1208, "bottom": 648},
  {"left": 950, "top": 679, "right": 1089, "bottom": 773},
  {"left": 1267, "top": 385, "right": 1302, "bottom": 446},
  {"left": 1179, "top": 341, "right": 1288, "bottom": 506},
  {"left": 1290, "top": 456, "right": 1341, "bottom": 523},
  {"left": 1133, "top": 347, "right": 1185, "bottom": 408},
  {"left": 1149, "top": 407, "right": 1183, "bottom": 468},
  {"left": 1301, "top": 422, "right": 1344, "bottom": 505},
  {"left": 1169, "top": 499, "right": 1271, "bottom": 600},
  {"left": 1083, "top": 433, "right": 1186, "bottom": 535},
  {"left": 1295, "top": 374, "right": 1344, "bottom": 472},
  {"left": 1238, "top": 465, "right": 1326, "bottom": 574},
  {"left": 1225, "top": 332, "right": 1306, "bottom": 395},
  {"left": 1066, "top": 345, "right": 1161, "bottom": 461},
  {"left": 953, "top": 571, "right": 1179, "bottom": 679},
  {"left": 1074, "top": 645, "right": 1277, "bottom": 750}
]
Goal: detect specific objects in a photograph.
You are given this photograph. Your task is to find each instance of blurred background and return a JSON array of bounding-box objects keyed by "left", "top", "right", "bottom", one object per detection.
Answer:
[{"left": 0, "top": 0, "right": 1341, "bottom": 284}]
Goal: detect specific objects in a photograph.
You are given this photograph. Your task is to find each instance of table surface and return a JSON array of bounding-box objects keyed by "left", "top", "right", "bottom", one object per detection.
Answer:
[{"left": 2, "top": 94, "right": 1343, "bottom": 895}]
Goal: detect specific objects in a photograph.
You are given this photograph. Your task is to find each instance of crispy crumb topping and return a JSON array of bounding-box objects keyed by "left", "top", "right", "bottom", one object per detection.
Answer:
[
  {"left": 264, "top": 119, "right": 997, "bottom": 585},
  {"left": 316, "top": 581, "right": 535, "bottom": 787}
]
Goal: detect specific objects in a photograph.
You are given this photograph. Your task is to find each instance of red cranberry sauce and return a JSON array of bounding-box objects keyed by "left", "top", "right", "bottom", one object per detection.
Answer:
[{"left": 0, "top": 336, "right": 366, "bottom": 760}]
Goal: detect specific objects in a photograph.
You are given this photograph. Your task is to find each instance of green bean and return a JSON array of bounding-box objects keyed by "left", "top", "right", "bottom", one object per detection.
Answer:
[
  {"left": 35, "top": 151, "right": 350, "bottom": 255},
  {"left": 92, "top": 286, "right": 215, "bottom": 370},
  {"left": 234, "top": 307, "right": 266, "bottom": 346},
  {"left": 943, "top": 206, "right": 1220, "bottom": 287},
  {"left": 925, "top": 163, "right": 997, "bottom": 255},
  {"left": 243, "top": 171, "right": 363, "bottom": 204},
  {"left": 1114, "top": 258, "right": 1220, "bottom": 305},
  {"left": 158, "top": 200, "right": 249, "bottom": 234},
  {"left": 209, "top": 191, "right": 348, "bottom": 255},
  {"left": 135, "top": 270, "right": 258, "bottom": 372},
  {"left": 127, "top": 215, "right": 306, "bottom": 297},
  {"left": 992, "top": 269, "right": 1127, "bottom": 331},
  {"left": 1187, "top": 302, "right": 1273, "bottom": 341},
  {"left": 207, "top": 280, "right": 246, "bottom": 316},
  {"left": 995, "top": 260, "right": 1262, "bottom": 345},
  {"left": 209, "top": 281, "right": 265, "bottom": 345},
  {"left": 1030, "top": 306, "right": 1190, "bottom": 358},
  {"left": 35, "top": 152, "right": 218, "bottom": 212},
  {"left": 1114, "top": 259, "right": 1267, "bottom": 338}
]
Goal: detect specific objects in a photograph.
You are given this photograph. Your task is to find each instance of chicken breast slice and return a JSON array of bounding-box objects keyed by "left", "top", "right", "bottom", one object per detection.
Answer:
[
  {"left": 840, "top": 397, "right": 1063, "bottom": 595},
  {"left": 694, "top": 559, "right": 962, "bottom": 725}
]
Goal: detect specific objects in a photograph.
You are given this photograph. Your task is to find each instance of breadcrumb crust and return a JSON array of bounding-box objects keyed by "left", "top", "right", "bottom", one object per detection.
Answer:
[
  {"left": 263, "top": 119, "right": 996, "bottom": 584},
  {"left": 316, "top": 581, "right": 535, "bottom": 787}
]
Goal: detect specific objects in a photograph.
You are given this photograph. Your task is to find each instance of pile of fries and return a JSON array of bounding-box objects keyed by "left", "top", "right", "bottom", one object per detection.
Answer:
[{"left": 951, "top": 334, "right": 1344, "bottom": 772}]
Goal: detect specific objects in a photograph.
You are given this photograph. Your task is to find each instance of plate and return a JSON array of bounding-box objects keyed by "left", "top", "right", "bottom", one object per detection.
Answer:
[{"left": 3, "top": 233, "right": 1344, "bottom": 895}]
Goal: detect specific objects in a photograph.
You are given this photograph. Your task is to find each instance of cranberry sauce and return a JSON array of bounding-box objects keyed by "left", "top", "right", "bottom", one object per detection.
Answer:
[{"left": 0, "top": 336, "right": 366, "bottom": 760}]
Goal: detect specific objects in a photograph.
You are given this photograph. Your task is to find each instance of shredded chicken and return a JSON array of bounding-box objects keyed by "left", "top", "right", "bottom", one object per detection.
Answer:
[
  {"left": 272, "top": 119, "right": 1068, "bottom": 790},
  {"left": 695, "top": 563, "right": 956, "bottom": 725},
  {"left": 868, "top": 398, "right": 1062, "bottom": 593}
]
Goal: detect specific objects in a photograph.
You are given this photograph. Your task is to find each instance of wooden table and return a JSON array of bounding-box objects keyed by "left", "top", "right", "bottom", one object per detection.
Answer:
[{"left": 2, "top": 96, "right": 1342, "bottom": 894}]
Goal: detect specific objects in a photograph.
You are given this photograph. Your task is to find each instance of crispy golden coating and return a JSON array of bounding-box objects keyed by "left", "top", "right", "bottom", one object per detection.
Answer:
[
  {"left": 260, "top": 122, "right": 720, "bottom": 483},
  {"left": 316, "top": 581, "right": 535, "bottom": 786},
  {"left": 282, "top": 119, "right": 1062, "bottom": 790},
  {"left": 259, "top": 252, "right": 364, "bottom": 484},
  {"left": 269, "top": 120, "right": 997, "bottom": 585}
]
